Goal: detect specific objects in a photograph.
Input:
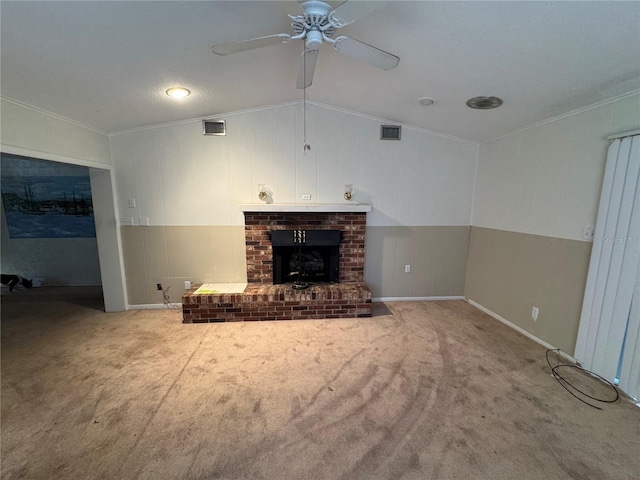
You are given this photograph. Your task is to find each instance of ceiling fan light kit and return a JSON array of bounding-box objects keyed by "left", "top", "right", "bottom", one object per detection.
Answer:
[{"left": 211, "top": 1, "right": 399, "bottom": 89}]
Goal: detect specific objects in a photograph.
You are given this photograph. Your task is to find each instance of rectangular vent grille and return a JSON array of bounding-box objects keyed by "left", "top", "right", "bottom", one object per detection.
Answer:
[
  {"left": 203, "top": 120, "right": 226, "bottom": 136},
  {"left": 380, "top": 125, "right": 401, "bottom": 140}
]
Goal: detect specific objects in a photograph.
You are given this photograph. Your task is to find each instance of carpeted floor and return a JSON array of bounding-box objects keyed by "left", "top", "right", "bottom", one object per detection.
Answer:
[{"left": 1, "top": 287, "right": 638, "bottom": 480}]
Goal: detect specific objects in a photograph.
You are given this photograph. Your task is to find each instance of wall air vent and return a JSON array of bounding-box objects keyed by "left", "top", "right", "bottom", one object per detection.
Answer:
[
  {"left": 380, "top": 125, "right": 401, "bottom": 140},
  {"left": 202, "top": 120, "right": 226, "bottom": 136}
]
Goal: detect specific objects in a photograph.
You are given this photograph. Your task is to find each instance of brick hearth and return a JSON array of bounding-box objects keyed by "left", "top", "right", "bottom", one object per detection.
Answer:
[
  {"left": 182, "top": 209, "right": 372, "bottom": 322},
  {"left": 182, "top": 283, "right": 371, "bottom": 323}
]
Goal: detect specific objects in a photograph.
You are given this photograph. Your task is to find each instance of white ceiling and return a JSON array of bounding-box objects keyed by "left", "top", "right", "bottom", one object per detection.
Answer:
[{"left": 1, "top": 1, "right": 639, "bottom": 143}]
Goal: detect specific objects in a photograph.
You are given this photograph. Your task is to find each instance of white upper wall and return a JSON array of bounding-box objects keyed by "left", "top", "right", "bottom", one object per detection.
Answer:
[
  {"left": 0, "top": 97, "right": 111, "bottom": 167},
  {"left": 110, "top": 102, "right": 478, "bottom": 227},
  {"left": 472, "top": 92, "right": 640, "bottom": 241}
]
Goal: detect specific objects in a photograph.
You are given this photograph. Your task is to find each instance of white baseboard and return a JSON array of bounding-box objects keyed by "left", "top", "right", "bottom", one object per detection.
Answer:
[
  {"left": 466, "top": 298, "right": 577, "bottom": 363},
  {"left": 373, "top": 296, "right": 465, "bottom": 303},
  {"left": 127, "top": 303, "right": 182, "bottom": 311},
  {"left": 130, "top": 297, "right": 464, "bottom": 309}
]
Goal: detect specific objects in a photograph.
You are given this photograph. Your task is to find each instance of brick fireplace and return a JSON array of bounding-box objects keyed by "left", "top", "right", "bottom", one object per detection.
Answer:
[
  {"left": 244, "top": 211, "right": 367, "bottom": 284},
  {"left": 182, "top": 205, "right": 372, "bottom": 322}
]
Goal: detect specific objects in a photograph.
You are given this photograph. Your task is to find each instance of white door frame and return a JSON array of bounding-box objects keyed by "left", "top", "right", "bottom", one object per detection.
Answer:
[{"left": 0, "top": 145, "right": 127, "bottom": 311}]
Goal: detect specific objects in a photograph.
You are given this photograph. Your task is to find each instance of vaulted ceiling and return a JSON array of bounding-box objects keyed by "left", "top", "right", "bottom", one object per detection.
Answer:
[{"left": 2, "top": 1, "right": 639, "bottom": 142}]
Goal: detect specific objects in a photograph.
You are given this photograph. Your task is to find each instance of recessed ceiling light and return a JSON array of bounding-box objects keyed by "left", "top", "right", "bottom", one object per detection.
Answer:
[
  {"left": 466, "top": 96, "right": 503, "bottom": 109},
  {"left": 166, "top": 87, "right": 191, "bottom": 99},
  {"left": 418, "top": 97, "right": 435, "bottom": 106}
]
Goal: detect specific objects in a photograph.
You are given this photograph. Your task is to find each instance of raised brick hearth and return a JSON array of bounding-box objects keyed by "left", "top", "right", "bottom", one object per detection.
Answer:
[
  {"left": 182, "top": 283, "right": 371, "bottom": 322},
  {"left": 182, "top": 208, "right": 372, "bottom": 322}
]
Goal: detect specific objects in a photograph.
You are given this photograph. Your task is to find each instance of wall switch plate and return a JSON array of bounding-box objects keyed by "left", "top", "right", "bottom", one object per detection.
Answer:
[
  {"left": 184, "top": 281, "right": 191, "bottom": 290},
  {"left": 139, "top": 217, "right": 150, "bottom": 226},
  {"left": 120, "top": 217, "right": 134, "bottom": 226},
  {"left": 302, "top": 194, "right": 311, "bottom": 200},
  {"left": 404, "top": 265, "right": 411, "bottom": 273},
  {"left": 532, "top": 306, "right": 539, "bottom": 321},
  {"left": 582, "top": 224, "right": 595, "bottom": 241},
  {"left": 128, "top": 198, "right": 136, "bottom": 208}
]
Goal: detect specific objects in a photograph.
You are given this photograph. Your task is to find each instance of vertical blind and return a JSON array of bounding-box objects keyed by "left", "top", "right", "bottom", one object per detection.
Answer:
[{"left": 574, "top": 134, "right": 640, "bottom": 402}]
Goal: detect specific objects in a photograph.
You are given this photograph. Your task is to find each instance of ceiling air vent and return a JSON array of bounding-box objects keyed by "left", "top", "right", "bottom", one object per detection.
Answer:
[
  {"left": 380, "top": 125, "right": 401, "bottom": 140},
  {"left": 203, "top": 120, "right": 226, "bottom": 136}
]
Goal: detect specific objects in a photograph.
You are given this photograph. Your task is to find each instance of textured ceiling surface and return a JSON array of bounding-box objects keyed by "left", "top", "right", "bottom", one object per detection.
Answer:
[{"left": 1, "top": 1, "right": 639, "bottom": 142}]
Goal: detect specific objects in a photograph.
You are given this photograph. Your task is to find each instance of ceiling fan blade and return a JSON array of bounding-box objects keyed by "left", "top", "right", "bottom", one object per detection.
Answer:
[
  {"left": 296, "top": 49, "right": 319, "bottom": 89},
  {"left": 212, "top": 33, "right": 291, "bottom": 55},
  {"left": 328, "top": 1, "right": 388, "bottom": 27},
  {"left": 332, "top": 36, "right": 399, "bottom": 70}
]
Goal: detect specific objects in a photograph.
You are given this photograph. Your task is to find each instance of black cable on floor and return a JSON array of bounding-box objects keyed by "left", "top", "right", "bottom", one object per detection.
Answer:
[{"left": 546, "top": 349, "right": 619, "bottom": 410}]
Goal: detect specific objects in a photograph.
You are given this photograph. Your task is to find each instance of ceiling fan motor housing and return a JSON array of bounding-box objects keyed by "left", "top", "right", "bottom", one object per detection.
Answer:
[{"left": 301, "top": 1, "right": 332, "bottom": 19}]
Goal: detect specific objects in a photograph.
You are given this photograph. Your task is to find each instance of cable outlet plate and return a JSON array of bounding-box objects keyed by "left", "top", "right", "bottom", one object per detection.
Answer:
[{"left": 302, "top": 194, "right": 311, "bottom": 200}]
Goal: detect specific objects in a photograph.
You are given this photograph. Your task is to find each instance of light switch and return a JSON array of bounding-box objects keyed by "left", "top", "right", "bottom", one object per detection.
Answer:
[{"left": 583, "top": 224, "right": 595, "bottom": 241}]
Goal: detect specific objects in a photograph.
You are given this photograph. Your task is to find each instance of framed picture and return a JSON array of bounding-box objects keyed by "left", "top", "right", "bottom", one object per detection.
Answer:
[{"left": 1, "top": 174, "right": 96, "bottom": 239}]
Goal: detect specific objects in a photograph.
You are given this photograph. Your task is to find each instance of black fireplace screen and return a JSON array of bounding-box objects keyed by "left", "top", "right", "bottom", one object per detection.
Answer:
[{"left": 270, "top": 230, "right": 340, "bottom": 284}]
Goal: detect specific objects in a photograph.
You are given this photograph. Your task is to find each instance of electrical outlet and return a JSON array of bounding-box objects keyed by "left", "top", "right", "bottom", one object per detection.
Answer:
[
  {"left": 184, "top": 281, "right": 191, "bottom": 290},
  {"left": 120, "top": 217, "right": 134, "bottom": 226},
  {"left": 156, "top": 283, "right": 163, "bottom": 291},
  {"left": 532, "top": 306, "right": 539, "bottom": 321},
  {"left": 139, "top": 217, "right": 149, "bottom": 226},
  {"left": 302, "top": 194, "right": 311, "bottom": 200},
  {"left": 404, "top": 265, "right": 411, "bottom": 273}
]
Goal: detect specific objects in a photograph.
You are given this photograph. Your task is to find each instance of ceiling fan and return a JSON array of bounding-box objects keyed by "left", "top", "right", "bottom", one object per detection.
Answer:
[{"left": 211, "top": 1, "right": 400, "bottom": 89}]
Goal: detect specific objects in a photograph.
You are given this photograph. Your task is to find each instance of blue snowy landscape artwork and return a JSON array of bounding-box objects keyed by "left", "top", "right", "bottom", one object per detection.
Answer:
[{"left": 1, "top": 176, "right": 96, "bottom": 238}]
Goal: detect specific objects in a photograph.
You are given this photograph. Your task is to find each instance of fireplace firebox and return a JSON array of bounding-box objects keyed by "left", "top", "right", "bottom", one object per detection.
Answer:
[{"left": 270, "top": 230, "right": 340, "bottom": 284}]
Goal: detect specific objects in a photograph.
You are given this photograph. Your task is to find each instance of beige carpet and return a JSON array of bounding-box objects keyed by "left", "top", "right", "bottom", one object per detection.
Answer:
[{"left": 1, "top": 287, "right": 638, "bottom": 480}]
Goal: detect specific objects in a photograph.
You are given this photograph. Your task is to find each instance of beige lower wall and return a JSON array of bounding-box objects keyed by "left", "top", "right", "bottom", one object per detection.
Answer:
[
  {"left": 121, "top": 226, "right": 247, "bottom": 305},
  {"left": 465, "top": 226, "right": 592, "bottom": 354},
  {"left": 365, "top": 226, "right": 470, "bottom": 298},
  {"left": 121, "top": 224, "right": 471, "bottom": 305}
]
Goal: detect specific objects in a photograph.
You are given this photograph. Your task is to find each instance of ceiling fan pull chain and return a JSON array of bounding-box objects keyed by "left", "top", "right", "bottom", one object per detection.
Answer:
[{"left": 303, "top": 47, "right": 308, "bottom": 155}]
